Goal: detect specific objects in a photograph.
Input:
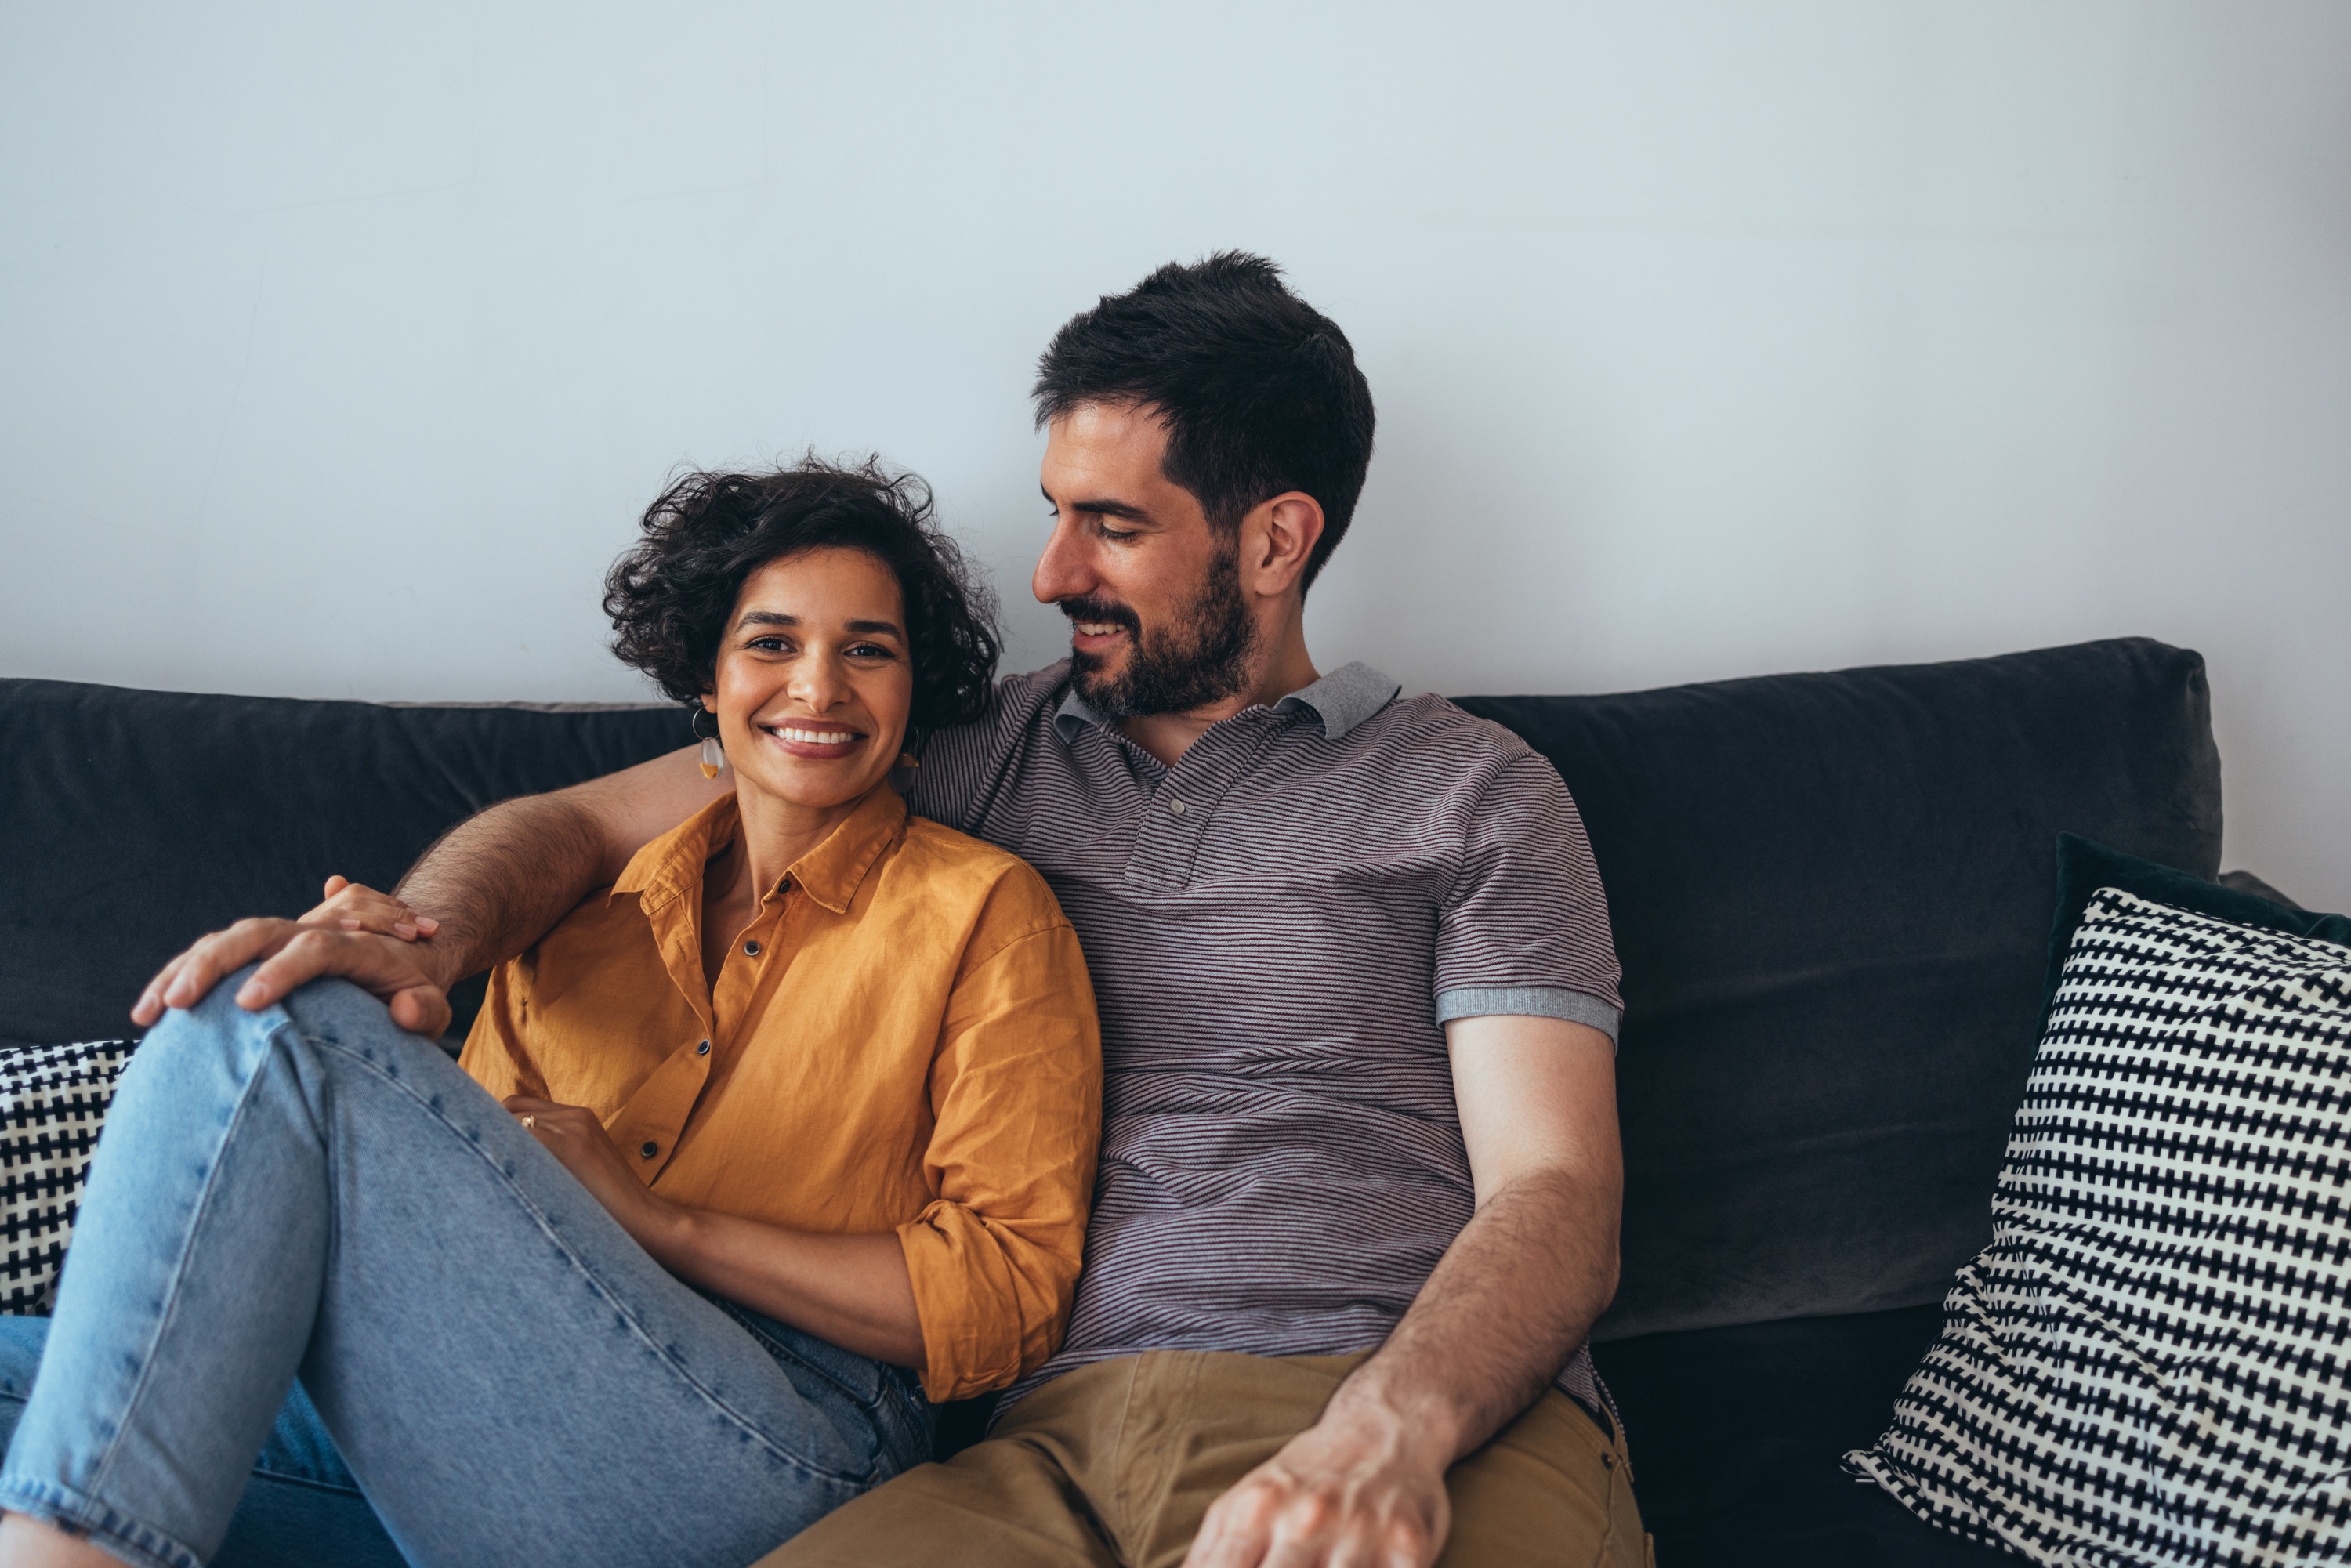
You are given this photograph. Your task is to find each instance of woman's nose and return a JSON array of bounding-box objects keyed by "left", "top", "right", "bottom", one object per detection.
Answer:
[{"left": 790, "top": 652, "right": 853, "bottom": 708}]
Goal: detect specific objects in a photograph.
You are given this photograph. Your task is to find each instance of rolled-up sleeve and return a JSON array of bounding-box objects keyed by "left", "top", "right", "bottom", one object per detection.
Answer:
[{"left": 895, "top": 901, "right": 1102, "bottom": 1401}]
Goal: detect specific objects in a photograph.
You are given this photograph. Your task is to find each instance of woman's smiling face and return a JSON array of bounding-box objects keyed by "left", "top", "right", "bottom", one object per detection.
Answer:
[{"left": 705, "top": 547, "right": 913, "bottom": 813}]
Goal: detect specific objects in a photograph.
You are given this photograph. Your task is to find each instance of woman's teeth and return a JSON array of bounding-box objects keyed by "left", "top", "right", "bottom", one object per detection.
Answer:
[{"left": 773, "top": 726, "right": 856, "bottom": 745}]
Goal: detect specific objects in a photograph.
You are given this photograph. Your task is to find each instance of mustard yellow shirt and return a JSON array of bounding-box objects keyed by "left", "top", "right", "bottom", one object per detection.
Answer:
[{"left": 459, "top": 784, "right": 1102, "bottom": 1401}]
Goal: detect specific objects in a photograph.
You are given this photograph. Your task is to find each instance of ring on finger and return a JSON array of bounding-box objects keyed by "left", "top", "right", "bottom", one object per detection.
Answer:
[{"left": 520, "top": 1114, "right": 536, "bottom": 1130}]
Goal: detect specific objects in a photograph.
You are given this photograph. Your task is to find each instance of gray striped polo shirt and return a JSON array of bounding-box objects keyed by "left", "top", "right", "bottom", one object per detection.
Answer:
[{"left": 904, "top": 660, "right": 1623, "bottom": 1415}]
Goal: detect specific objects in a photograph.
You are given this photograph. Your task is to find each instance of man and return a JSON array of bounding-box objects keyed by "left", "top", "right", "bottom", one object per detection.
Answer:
[{"left": 145, "top": 253, "right": 1643, "bottom": 1567}]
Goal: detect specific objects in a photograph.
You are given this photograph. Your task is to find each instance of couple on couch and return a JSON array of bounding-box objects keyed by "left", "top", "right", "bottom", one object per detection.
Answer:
[{"left": 0, "top": 255, "right": 1643, "bottom": 1568}]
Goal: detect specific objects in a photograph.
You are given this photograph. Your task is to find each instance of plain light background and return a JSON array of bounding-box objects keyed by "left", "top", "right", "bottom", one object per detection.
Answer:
[{"left": 4, "top": 2, "right": 2345, "bottom": 908}]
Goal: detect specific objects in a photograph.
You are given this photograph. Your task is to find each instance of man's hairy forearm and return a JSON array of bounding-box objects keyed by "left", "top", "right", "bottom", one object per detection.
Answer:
[
  {"left": 1328, "top": 1167, "right": 1619, "bottom": 1462},
  {"left": 393, "top": 794, "right": 610, "bottom": 992},
  {"left": 388, "top": 747, "right": 727, "bottom": 999}
]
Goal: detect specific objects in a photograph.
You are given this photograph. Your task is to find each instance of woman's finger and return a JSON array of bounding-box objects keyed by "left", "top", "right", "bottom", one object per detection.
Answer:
[
  {"left": 299, "top": 878, "right": 439, "bottom": 939},
  {"left": 502, "top": 1095, "right": 596, "bottom": 1128}
]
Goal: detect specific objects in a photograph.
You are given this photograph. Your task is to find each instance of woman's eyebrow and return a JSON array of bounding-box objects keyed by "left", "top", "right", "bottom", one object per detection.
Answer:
[{"left": 734, "top": 610, "right": 904, "bottom": 638}]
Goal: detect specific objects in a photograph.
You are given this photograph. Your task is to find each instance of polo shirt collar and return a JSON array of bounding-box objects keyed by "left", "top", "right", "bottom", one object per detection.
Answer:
[
  {"left": 613, "top": 782, "right": 907, "bottom": 916},
  {"left": 1052, "top": 683, "right": 1110, "bottom": 743},
  {"left": 1270, "top": 662, "right": 1403, "bottom": 740},
  {"left": 1053, "top": 661, "right": 1400, "bottom": 744}
]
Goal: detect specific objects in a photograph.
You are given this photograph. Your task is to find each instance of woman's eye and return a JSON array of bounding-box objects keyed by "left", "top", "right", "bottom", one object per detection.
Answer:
[
  {"left": 748, "top": 636, "right": 790, "bottom": 653},
  {"left": 848, "top": 643, "right": 897, "bottom": 660}
]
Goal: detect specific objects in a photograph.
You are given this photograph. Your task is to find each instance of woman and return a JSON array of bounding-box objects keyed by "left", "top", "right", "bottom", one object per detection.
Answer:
[{"left": 0, "top": 460, "right": 1102, "bottom": 1568}]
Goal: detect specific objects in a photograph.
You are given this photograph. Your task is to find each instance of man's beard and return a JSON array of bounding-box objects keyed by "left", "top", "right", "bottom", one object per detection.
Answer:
[{"left": 1067, "top": 545, "right": 1259, "bottom": 720}]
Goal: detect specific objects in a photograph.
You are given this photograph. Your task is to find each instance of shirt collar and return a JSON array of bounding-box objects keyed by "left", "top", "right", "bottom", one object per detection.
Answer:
[
  {"left": 1270, "top": 662, "right": 1403, "bottom": 740},
  {"left": 1050, "top": 680, "right": 1108, "bottom": 743},
  {"left": 613, "top": 782, "right": 907, "bottom": 916},
  {"left": 1053, "top": 661, "right": 1400, "bottom": 744}
]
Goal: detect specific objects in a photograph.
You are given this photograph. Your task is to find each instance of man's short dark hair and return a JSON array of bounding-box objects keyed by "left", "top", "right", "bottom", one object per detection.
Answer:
[
  {"left": 1032, "top": 252, "right": 1375, "bottom": 595},
  {"left": 603, "top": 456, "right": 999, "bottom": 747}
]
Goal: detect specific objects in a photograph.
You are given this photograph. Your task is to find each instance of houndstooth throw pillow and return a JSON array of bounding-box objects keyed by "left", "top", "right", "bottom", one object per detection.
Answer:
[
  {"left": 1846, "top": 886, "right": 2351, "bottom": 1565},
  {"left": 0, "top": 1040, "right": 134, "bottom": 1314}
]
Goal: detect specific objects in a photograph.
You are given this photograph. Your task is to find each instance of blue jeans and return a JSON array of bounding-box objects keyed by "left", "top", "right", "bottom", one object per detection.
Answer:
[{"left": 0, "top": 973, "right": 932, "bottom": 1568}]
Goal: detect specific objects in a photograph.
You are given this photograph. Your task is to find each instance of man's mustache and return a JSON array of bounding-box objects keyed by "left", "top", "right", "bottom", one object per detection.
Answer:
[{"left": 1059, "top": 597, "right": 1141, "bottom": 636}]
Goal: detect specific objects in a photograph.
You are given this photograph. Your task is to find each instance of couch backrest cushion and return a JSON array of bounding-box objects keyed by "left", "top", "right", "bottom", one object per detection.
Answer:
[
  {"left": 0, "top": 680, "right": 679, "bottom": 1049},
  {"left": 5, "top": 639, "right": 2223, "bottom": 1342},
  {"left": 1454, "top": 636, "right": 2221, "bottom": 1339}
]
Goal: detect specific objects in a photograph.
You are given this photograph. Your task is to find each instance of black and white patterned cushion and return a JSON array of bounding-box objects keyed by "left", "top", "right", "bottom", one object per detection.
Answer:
[
  {"left": 0, "top": 1039, "right": 133, "bottom": 1315},
  {"left": 1847, "top": 886, "right": 2351, "bottom": 1564}
]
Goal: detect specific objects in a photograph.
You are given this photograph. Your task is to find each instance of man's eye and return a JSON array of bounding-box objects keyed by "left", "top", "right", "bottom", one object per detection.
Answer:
[{"left": 1099, "top": 525, "right": 1138, "bottom": 543}]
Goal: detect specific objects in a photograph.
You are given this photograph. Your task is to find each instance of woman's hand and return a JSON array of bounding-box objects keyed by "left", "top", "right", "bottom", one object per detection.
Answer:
[
  {"left": 505, "top": 1096, "right": 676, "bottom": 1244},
  {"left": 305, "top": 875, "right": 439, "bottom": 940},
  {"left": 505, "top": 1095, "right": 926, "bottom": 1367}
]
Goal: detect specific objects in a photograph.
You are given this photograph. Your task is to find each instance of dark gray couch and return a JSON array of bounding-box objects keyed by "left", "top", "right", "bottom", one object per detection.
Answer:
[{"left": 0, "top": 637, "right": 2243, "bottom": 1565}]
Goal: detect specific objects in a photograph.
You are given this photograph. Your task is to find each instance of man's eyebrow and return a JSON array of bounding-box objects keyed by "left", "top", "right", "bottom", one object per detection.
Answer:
[
  {"left": 734, "top": 610, "right": 904, "bottom": 638},
  {"left": 1042, "top": 483, "right": 1150, "bottom": 523}
]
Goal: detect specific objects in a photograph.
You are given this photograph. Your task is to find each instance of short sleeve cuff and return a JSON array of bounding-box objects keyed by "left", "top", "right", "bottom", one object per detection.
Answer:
[{"left": 1434, "top": 986, "right": 1621, "bottom": 1047}]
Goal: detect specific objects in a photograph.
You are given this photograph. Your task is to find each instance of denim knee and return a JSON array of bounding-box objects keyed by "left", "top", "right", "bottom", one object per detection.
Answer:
[
  {"left": 136, "top": 965, "right": 293, "bottom": 1068},
  {"left": 138, "top": 972, "right": 421, "bottom": 1097}
]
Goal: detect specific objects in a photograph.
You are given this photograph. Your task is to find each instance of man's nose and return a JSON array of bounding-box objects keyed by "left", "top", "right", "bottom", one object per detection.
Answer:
[{"left": 1032, "top": 513, "right": 1092, "bottom": 606}]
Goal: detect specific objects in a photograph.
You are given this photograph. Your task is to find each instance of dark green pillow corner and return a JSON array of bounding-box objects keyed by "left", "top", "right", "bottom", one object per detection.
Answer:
[{"left": 2044, "top": 833, "right": 2351, "bottom": 1016}]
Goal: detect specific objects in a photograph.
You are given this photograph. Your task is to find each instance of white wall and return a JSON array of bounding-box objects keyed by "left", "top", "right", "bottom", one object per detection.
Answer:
[{"left": 4, "top": 2, "right": 2346, "bottom": 908}]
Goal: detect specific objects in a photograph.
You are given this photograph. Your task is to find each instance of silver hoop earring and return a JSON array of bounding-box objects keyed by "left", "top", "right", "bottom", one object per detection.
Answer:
[{"left": 690, "top": 707, "right": 723, "bottom": 780}]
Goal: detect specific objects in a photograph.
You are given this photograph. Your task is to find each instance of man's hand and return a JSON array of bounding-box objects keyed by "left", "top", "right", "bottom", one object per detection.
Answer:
[
  {"left": 1184, "top": 1396, "right": 1454, "bottom": 1568},
  {"left": 133, "top": 876, "right": 453, "bottom": 1034},
  {"left": 133, "top": 911, "right": 455, "bottom": 1038},
  {"left": 131, "top": 744, "right": 717, "bottom": 1042}
]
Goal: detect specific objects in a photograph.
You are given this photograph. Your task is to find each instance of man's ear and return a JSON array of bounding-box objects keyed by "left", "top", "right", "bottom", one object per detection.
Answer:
[{"left": 1241, "top": 491, "right": 1325, "bottom": 599}]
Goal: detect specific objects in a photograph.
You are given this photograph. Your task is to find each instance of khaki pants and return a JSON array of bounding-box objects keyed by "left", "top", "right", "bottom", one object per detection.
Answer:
[{"left": 758, "top": 1350, "right": 1653, "bottom": 1568}]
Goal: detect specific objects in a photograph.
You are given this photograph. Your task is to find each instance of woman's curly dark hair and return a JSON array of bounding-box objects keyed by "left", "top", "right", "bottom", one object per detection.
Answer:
[{"left": 603, "top": 456, "right": 1000, "bottom": 749}]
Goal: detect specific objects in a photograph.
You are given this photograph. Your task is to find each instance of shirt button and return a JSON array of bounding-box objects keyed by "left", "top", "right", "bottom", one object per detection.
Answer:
[
  {"left": 1167, "top": 798, "right": 1187, "bottom": 816},
  {"left": 696, "top": 1039, "right": 711, "bottom": 1056},
  {"left": 639, "top": 1140, "right": 659, "bottom": 1159},
  {"left": 743, "top": 940, "right": 761, "bottom": 956}
]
